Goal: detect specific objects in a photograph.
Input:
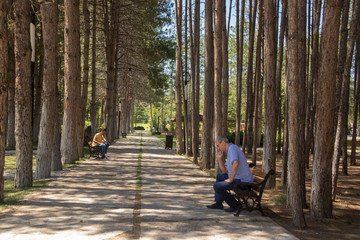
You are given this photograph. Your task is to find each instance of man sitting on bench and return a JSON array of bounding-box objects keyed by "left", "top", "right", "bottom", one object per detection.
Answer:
[
  {"left": 206, "top": 136, "right": 253, "bottom": 212},
  {"left": 91, "top": 128, "right": 109, "bottom": 159}
]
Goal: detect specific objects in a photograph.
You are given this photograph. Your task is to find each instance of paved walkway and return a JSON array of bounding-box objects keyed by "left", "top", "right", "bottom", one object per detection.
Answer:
[{"left": 0, "top": 131, "right": 297, "bottom": 240}]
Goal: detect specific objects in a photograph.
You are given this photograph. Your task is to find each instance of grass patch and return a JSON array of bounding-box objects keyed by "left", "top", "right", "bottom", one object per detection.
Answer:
[
  {"left": 0, "top": 179, "right": 49, "bottom": 211},
  {"left": 5, "top": 155, "right": 36, "bottom": 172},
  {"left": 1, "top": 147, "right": 89, "bottom": 211},
  {"left": 270, "top": 194, "right": 287, "bottom": 206},
  {"left": 204, "top": 169, "right": 216, "bottom": 178}
]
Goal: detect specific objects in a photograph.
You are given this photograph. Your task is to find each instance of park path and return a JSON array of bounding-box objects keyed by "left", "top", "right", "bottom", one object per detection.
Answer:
[{"left": 0, "top": 131, "right": 297, "bottom": 240}]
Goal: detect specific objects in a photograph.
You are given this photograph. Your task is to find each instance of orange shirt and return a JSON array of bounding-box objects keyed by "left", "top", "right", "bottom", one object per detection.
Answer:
[{"left": 92, "top": 132, "right": 106, "bottom": 146}]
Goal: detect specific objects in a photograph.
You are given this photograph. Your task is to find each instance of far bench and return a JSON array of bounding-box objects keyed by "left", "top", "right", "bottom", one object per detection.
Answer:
[
  {"left": 88, "top": 141, "right": 101, "bottom": 159},
  {"left": 233, "top": 167, "right": 275, "bottom": 217},
  {"left": 121, "top": 132, "right": 127, "bottom": 138}
]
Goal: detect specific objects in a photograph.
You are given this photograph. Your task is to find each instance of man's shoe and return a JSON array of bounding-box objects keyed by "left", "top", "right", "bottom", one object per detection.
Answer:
[
  {"left": 224, "top": 205, "right": 238, "bottom": 212},
  {"left": 206, "top": 202, "right": 224, "bottom": 210}
]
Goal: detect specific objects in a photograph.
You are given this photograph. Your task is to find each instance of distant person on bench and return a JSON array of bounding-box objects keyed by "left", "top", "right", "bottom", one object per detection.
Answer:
[
  {"left": 206, "top": 136, "right": 253, "bottom": 212},
  {"left": 92, "top": 128, "right": 109, "bottom": 159}
]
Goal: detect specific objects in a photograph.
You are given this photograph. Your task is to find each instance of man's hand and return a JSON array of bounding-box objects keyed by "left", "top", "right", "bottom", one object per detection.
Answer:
[
  {"left": 217, "top": 150, "right": 223, "bottom": 159},
  {"left": 225, "top": 178, "right": 233, "bottom": 183}
]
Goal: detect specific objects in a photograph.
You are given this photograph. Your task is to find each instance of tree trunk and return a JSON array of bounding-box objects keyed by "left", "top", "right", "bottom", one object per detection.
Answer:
[
  {"left": 52, "top": 89, "right": 62, "bottom": 171},
  {"left": 263, "top": 0, "right": 277, "bottom": 187},
  {"left": 103, "top": 0, "right": 119, "bottom": 142},
  {"left": 351, "top": 38, "right": 360, "bottom": 166},
  {"left": 286, "top": 0, "right": 306, "bottom": 228},
  {"left": 183, "top": 0, "right": 189, "bottom": 156},
  {"left": 14, "top": 0, "right": 33, "bottom": 188},
  {"left": 235, "top": 0, "right": 245, "bottom": 146},
  {"left": 0, "top": 0, "right": 9, "bottom": 202},
  {"left": 32, "top": 49, "right": 42, "bottom": 144},
  {"left": 214, "top": 0, "right": 224, "bottom": 173},
  {"left": 311, "top": 0, "right": 342, "bottom": 219},
  {"left": 306, "top": 0, "right": 322, "bottom": 169},
  {"left": 191, "top": 0, "right": 200, "bottom": 164},
  {"left": 160, "top": 97, "right": 164, "bottom": 132},
  {"left": 332, "top": 0, "right": 360, "bottom": 199},
  {"left": 150, "top": 102, "right": 153, "bottom": 130},
  {"left": 175, "top": 0, "right": 183, "bottom": 155},
  {"left": 78, "top": 0, "right": 90, "bottom": 157},
  {"left": 252, "top": 0, "right": 263, "bottom": 166},
  {"left": 335, "top": 0, "right": 350, "bottom": 125},
  {"left": 90, "top": 0, "right": 97, "bottom": 138},
  {"left": 297, "top": 0, "right": 307, "bottom": 209},
  {"left": 201, "top": 0, "right": 214, "bottom": 169},
  {"left": 61, "top": 0, "right": 81, "bottom": 165},
  {"left": 36, "top": 1, "right": 59, "bottom": 179},
  {"left": 243, "top": 0, "right": 257, "bottom": 154},
  {"left": 276, "top": 0, "right": 287, "bottom": 154},
  {"left": 282, "top": 58, "right": 289, "bottom": 186},
  {"left": 6, "top": 32, "right": 15, "bottom": 148},
  {"left": 222, "top": 1, "right": 229, "bottom": 136}
]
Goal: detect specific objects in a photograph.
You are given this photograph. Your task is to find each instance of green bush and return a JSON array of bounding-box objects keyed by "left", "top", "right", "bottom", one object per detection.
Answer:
[{"left": 226, "top": 130, "right": 243, "bottom": 145}]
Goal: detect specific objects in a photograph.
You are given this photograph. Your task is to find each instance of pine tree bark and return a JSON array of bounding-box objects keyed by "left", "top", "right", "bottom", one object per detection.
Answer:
[
  {"left": 286, "top": 0, "right": 306, "bottom": 228},
  {"left": 52, "top": 91, "right": 62, "bottom": 171},
  {"left": 276, "top": 0, "right": 287, "bottom": 154},
  {"left": 263, "top": 0, "right": 277, "bottom": 187},
  {"left": 332, "top": 0, "right": 360, "bottom": 200},
  {"left": 252, "top": 0, "right": 263, "bottom": 166},
  {"left": 235, "top": 0, "right": 245, "bottom": 146},
  {"left": 61, "top": 0, "right": 81, "bottom": 165},
  {"left": 103, "top": 0, "right": 119, "bottom": 142},
  {"left": 78, "top": 0, "right": 90, "bottom": 157},
  {"left": 175, "top": 0, "right": 183, "bottom": 155},
  {"left": 214, "top": 0, "right": 224, "bottom": 173},
  {"left": 6, "top": 55, "right": 15, "bottom": 148},
  {"left": 0, "top": 0, "right": 9, "bottom": 202},
  {"left": 305, "top": 0, "right": 322, "bottom": 169},
  {"left": 201, "top": 0, "right": 214, "bottom": 169},
  {"left": 311, "top": 0, "right": 342, "bottom": 219},
  {"left": 335, "top": 0, "right": 350, "bottom": 124},
  {"left": 14, "top": 0, "right": 33, "bottom": 188},
  {"left": 191, "top": 0, "right": 200, "bottom": 164},
  {"left": 90, "top": 0, "right": 97, "bottom": 138},
  {"left": 32, "top": 49, "right": 42, "bottom": 144},
  {"left": 297, "top": 0, "right": 307, "bottom": 209},
  {"left": 243, "top": 0, "right": 257, "bottom": 154},
  {"left": 36, "top": 1, "right": 59, "bottom": 179},
  {"left": 222, "top": 1, "right": 229, "bottom": 136},
  {"left": 351, "top": 38, "right": 360, "bottom": 166}
]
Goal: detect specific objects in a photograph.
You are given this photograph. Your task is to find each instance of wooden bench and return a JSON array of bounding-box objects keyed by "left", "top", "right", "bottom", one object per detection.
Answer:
[
  {"left": 121, "top": 132, "right": 127, "bottom": 138},
  {"left": 88, "top": 141, "right": 102, "bottom": 159},
  {"left": 233, "top": 167, "right": 275, "bottom": 216}
]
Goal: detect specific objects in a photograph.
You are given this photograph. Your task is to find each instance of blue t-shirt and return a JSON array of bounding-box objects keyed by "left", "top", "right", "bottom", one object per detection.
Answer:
[{"left": 225, "top": 143, "right": 253, "bottom": 183}]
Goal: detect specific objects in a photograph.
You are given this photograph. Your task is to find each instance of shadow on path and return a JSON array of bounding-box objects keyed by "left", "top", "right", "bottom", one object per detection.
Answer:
[{"left": 0, "top": 131, "right": 297, "bottom": 240}]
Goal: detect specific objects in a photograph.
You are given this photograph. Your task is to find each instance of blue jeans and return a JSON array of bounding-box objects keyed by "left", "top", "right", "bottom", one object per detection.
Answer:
[
  {"left": 213, "top": 173, "right": 239, "bottom": 208},
  {"left": 98, "top": 142, "right": 109, "bottom": 157}
]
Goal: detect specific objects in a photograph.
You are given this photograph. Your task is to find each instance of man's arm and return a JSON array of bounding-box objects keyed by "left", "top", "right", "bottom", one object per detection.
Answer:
[
  {"left": 225, "top": 160, "right": 239, "bottom": 183},
  {"left": 217, "top": 151, "right": 227, "bottom": 174}
]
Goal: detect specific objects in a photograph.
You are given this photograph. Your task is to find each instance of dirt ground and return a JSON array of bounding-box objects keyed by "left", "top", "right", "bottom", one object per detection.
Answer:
[{"left": 249, "top": 153, "right": 360, "bottom": 240}]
